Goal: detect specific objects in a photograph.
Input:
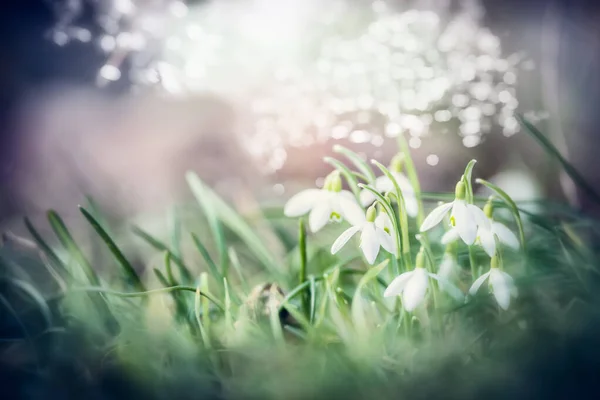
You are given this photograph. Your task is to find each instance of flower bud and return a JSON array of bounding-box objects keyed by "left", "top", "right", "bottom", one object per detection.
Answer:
[
  {"left": 366, "top": 205, "right": 377, "bottom": 222},
  {"left": 454, "top": 181, "right": 466, "bottom": 200},
  {"left": 390, "top": 153, "right": 405, "bottom": 173},
  {"left": 415, "top": 247, "right": 426, "bottom": 269}
]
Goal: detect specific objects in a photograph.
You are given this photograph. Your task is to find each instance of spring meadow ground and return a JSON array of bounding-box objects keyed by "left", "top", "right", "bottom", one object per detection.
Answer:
[{"left": 2, "top": 117, "right": 600, "bottom": 400}]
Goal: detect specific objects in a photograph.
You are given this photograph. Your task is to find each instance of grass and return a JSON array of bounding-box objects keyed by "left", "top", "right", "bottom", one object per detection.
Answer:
[{"left": 1, "top": 116, "right": 600, "bottom": 399}]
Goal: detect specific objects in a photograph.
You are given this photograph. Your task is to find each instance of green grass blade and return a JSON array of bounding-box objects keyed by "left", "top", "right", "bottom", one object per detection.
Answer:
[
  {"left": 132, "top": 226, "right": 193, "bottom": 283},
  {"left": 333, "top": 144, "right": 376, "bottom": 182},
  {"left": 164, "top": 252, "right": 178, "bottom": 285},
  {"left": 23, "top": 217, "right": 69, "bottom": 279},
  {"left": 186, "top": 172, "right": 281, "bottom": 276},
  {"left": 396, "top": 133, "right": 424, "bottom": 223},
  {"left": 47, "top": 210, "right": 100, "bottom": 286},
  {"left": 80, "top": 206, "right": 145, "bottom": 292},
  {"left": 517, "top": 114, "right": 600, "bottom": 204},
  {"left": 191, "top": 233, "right": 223, "bottom": 283},
  {"left": 228, "top": 247, "right": 249, "bottom": 294},
  {"left": 194, "top": 277, "right": 212, "bottom": 349},
  {"left": 298, "top": 218, "right": 309, "bottom": 319},
  {"left": 351, "top": 260, "right": 388, "bottom": 335}
]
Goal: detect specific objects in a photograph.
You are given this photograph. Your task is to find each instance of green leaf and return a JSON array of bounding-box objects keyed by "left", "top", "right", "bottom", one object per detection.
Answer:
[
  {"left": 23, "top": 217, "right": 70, "bottom": 281},
  {"left": 132, "top": 226, "right": 193, "bottom": 283},
  {"left": 195, "top": 274, "right": 212, "bottom": 349},
  {"left": 517, "top": 114, "right": 600, "bottom": 204},
  {"left": 396, "top": 134, "right": 424, "bottom": 223},
  {"left": 351, "top": 260, "right": 388, "bottom": 335},
  {"left": 47, "top": 210, "right": 100, "bottom": 286},
  {"left": 333, "top": 144, "right": 376, "bottom": 182},
  {"left": 186, "top": 172, "right": 281, "bottom": 276},
  {"left": 80, "top": 206, "right": 145, "bottom": 292},
  {"left": 371, "top": 160, "right": 412, "bottom": 269},
  {"left": 476, "top": 178, "right": 526, "bottom": 252},
  {"left": 298, "top": 218, "right": 309, "bottom": 319},
  {"left": 191, "top": 233, "right": 223, "bottom": 283}
]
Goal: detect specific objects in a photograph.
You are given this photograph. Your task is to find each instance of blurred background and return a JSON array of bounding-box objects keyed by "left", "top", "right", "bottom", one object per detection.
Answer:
[{"left": 1, "top": 0, "right": 600, "bottom": 232}]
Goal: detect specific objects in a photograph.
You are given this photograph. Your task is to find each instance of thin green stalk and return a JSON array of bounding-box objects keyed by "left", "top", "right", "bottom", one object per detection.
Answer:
[
  {"left": 80, "top": 206, "right": 146, "bottom": 292},
  {"left": 397, "top": 134, "right": 425, "bottom": 225},
  {"left": 71, "top": 285, "right": 224, "bottom": 311},
  {"left": 333, "top": 144, "right": 376, "bottom": 183},
  {"left": 371, "top": 161, "right": 412, "bottom": 270},
  {"left": 359, "top": 184, "right": 403, "bottom": 270},
  {"left": 298, "top": 218, "right": 309, "bottom": 319}
]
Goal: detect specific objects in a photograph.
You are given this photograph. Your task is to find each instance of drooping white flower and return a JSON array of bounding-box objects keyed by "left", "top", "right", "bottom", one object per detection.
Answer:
[
  {"left": 384, "top": 250, "right": 464, "bottom": 311},
  {"left": 420, "top": 181, "right": 486, "bottom": 245},
  {"left": 442, "top": 220, "right": 519, "bottom": 257},
  {"left": 441, "top": 199, "right": 520, "bottom": 257},
  {"left": 359, "top": 171, "right": 418, "bottom": 217},
  {"left": 469, "top": 267, "right": 517, "bottom": 310},
  {"left": 438, "top": 252, "right": 460, "bottom": 282},
  {"left": 284, "top": 171, "right": 364, "bottom": 233},
  {"left": 331, "top": 206, "right": 396, "bottom": 264}
]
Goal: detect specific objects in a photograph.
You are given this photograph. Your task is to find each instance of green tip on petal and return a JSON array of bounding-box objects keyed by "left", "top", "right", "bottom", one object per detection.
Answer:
[
  {"left": 415, "top": 247, "right": 426, "bottom": 269},
  {"left": 366, "top": 205, "right": 377, "bottom": 222},
  {"left": 455, "top": 181, "right": 466, "bottom": 200},
  {"left": 390, "top": 153, "right": 405, "bottom": 173},
  {"left": 490, "top": 254, "right": 499, "bottom": 269}
]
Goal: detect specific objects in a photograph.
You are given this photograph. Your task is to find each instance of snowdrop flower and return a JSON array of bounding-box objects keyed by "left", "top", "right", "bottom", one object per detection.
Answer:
[
  {"left": 331, "top": 205, "right": 396, "bottom": 264},
  {"left": 469, "top": 257, "right": 517, "bottom": 310},
  {"left": 441, "top": 201, "right": 519, "bottom": 257},
  {"left": 284, "top": 171, "right": 364, "bottom": 233},
  {"left": 420, "top": 181, "right": 486, "bottom": 245},
  {"left": 438, "top": 251, "right": 460, "bottom": 282},
  {"left": 359, "top": 154, "right": 418, "bottom": 217},
  {"left": 384, "top": 249, "right": 464, "bottom": 311}
]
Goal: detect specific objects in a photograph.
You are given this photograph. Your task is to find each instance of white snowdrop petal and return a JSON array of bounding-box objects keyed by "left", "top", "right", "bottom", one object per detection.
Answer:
[
  {"left": 489, "top": 269, "right": 511, "bottom": 310},
  {"left": 376, "top": 227, "right": 396, "bottom": 256},
  {"left": 360, "top": 223, "right": 380, "bottom": 265},
  {"left": 392, "top": 172, "right": 414, "bottom": 194},
  {"left": 283, "top": 189, "right": 323, "bottom": 217},
  {"left": 428, "top": 273, "right": 464, "bottom": 301},
  {"left": 403, "top": 193, "right": 419, "bottom": 218},
  {"left": 478, "top": 227, "right": 496, "bottom": 258},
  {"left": 375, "top": 213, "right": 393, "bottom": 232},
  {"left": 468, "top": 271, "right": 491, "bottom": 296},
  {"left": 331, "top": 226, "right": 361, "bottom": 254},
  {"left": 308, "top": 202, "right": 331, "bottom": 232},
  {"left": 438, "top": 253, "right": 458, "bottom": 280},
  {"left": 452, "top": 200, "right": 477, "bottom": 245},
  {"left": 384, "top": 271, "right": 413, "bottom": 297},
  {"left": 420, "top": 202, "right": 453, "bottom": 232},
  {"left": 467, "top": 204, "right": 489, "bottom": 228},
  {"left": 374, "top": 175, "right": 393, "bottom": 193},
  {"left": 441, "top": 228, "right": 460, "bottom": 245},
  {"left": 402, "top": 268, "right": 429, "bottom": 311},
  {"left": 492, "top": 222, "right": 520, "bottom": 249},
  {"left": 338, "top": 195, "right": 366, "bottom": 226},
  {"left": 359, "top": 189, "right": 376, "bottom": 207}
]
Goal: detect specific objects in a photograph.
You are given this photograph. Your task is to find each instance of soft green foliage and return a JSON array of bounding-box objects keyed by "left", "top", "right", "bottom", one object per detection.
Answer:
[{"left": 2, "top": 117, "right": 600, "bottom": 399}]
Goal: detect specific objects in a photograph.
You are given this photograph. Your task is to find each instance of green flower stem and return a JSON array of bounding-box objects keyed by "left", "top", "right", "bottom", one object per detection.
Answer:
[
  {"left": 333, "top": 145, "right": 376, "bottom": 183},
  {"left": 461, "top": 160, "right": 479, "bottom": 281},
  {"left": 396, "top": 134, "right": 425, "bottom": 225},
  {"left": 359, "top": 184, "right": 404, "bottom": 271},
  {"left": 298, "top": 218, "right": 309, "bottom": 319},
  {"left": 371, "top": 161, "right": 412, "bottom": 271}
]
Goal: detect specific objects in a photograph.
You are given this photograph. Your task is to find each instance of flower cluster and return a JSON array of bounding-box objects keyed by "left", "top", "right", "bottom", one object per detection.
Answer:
[{"left": 284, "top": 148, "right": 522, "bottom": 312}]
